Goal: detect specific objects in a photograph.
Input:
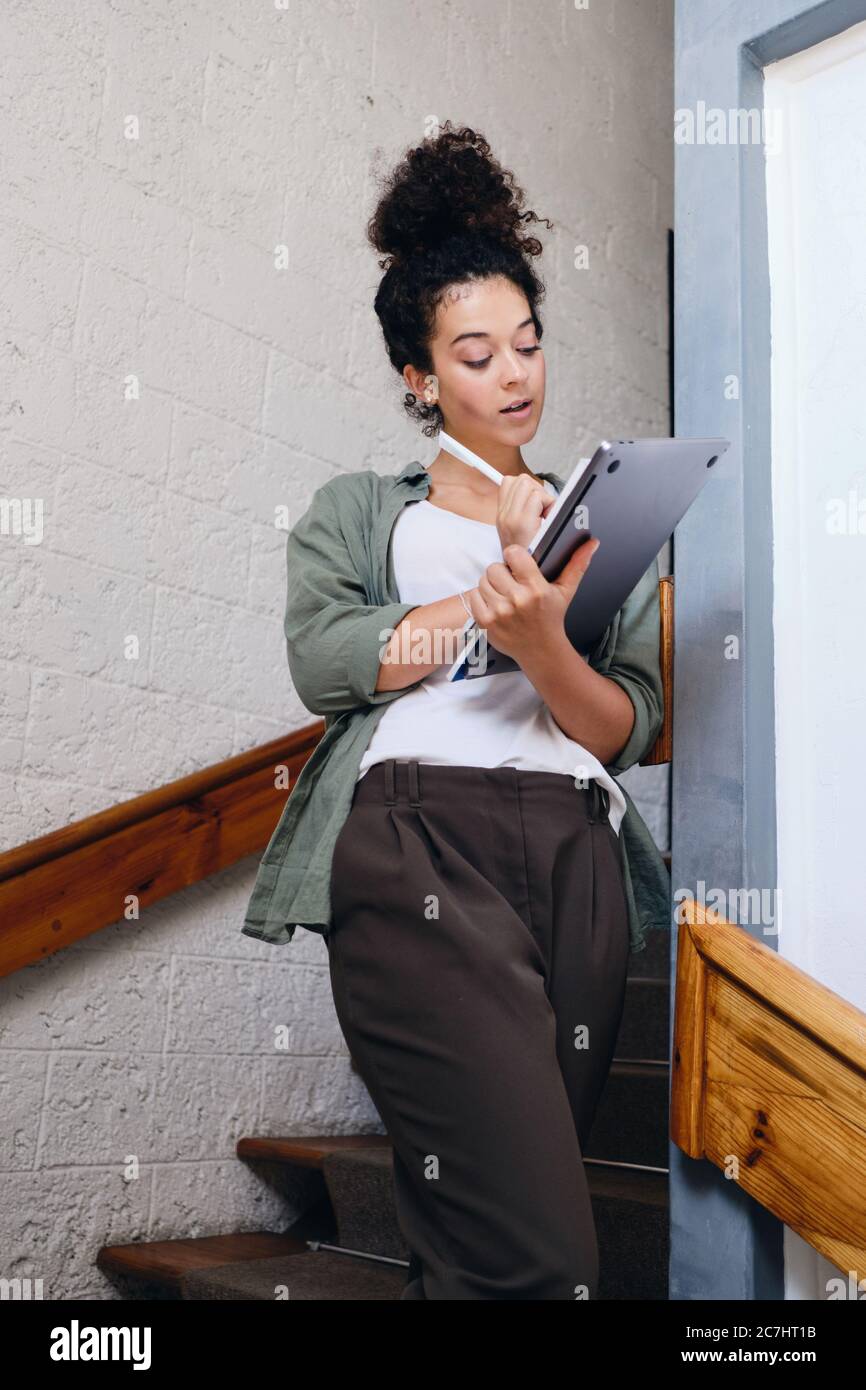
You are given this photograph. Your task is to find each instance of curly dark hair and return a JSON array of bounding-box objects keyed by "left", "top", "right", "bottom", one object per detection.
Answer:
[{"left": 366, "top": 121, "right": 553, "bottom": 436}]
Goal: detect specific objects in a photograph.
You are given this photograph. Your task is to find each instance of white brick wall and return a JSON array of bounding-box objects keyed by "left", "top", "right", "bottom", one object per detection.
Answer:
[{"left": 0, "top": 0, "right": 672, "bottom": 1298}]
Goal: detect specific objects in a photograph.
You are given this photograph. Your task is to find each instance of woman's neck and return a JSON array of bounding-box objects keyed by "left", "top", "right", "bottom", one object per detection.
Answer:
[{"left": 431, "top": 443, "right": 535, "bottom": 483}]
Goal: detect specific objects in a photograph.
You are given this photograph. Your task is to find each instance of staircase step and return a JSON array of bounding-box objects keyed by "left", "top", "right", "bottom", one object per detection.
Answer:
[
  {"left": 588, "top": 1165, "right": 669, "bottom": 1299},
  {"left": 616, "top": 975, "right": 670, "bottom": 1062},
  {"left": 236, "top": 1133, "right": 408, "bottom": 1262},
  {"left": 629, "top": 924, "right": 671, "bottom": 978},
  {"left": 96, "top": 1231, "right": 310, "bottom": 1296},
  {"left": 181, "top": 1249, "right": 405, "bottom": 1301},
  {"left": 585, "top": 1061, "right": 670, "bottom": 1168},
  {"left": 236, "top": 1132, "right": 390, "bottom": 1168},
  {"left": 322, "top": 1145, "right": 407, "bottom": 1257}
]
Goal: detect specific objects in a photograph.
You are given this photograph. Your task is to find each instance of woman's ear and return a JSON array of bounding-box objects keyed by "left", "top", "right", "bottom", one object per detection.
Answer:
[{"left": 402, "top": 364, "right": 426, "bottom": 398}]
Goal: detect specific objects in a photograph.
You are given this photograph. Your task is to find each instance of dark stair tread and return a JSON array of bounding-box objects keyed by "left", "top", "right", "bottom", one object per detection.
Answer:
[
  {"left": 237, "top": 1133, "right": 390, "bottom": 1167},
  {"left": 629, "top": 923, "right": 670, "bottom": 978},
  {"left": 97, "top": 1231, "right": 309, "bottom": 1293},
  {"left": 239, "top": 1111, "right": 674, "bottom": 1185},
  {"left": 623, "top": 974, "right": 669, "bottom": 1001},
  {"left": 585, "top": 1061, "right": 671, "bottom": 1168},
  {"left": 586, "top": 1163, "right": 669, "bottom": 1209},
  {"left": 588, "top": 1165, "right": 670, "bottom": 1299},
  {"left": 181, "top": 1249, "right": 405, "bottom": 1301},
  {"left": 321, "top": 1146, "right": 406, "bottom": 1257},
  {"left": 616, "top": 975, "right": 671, "bottom": 1063}
]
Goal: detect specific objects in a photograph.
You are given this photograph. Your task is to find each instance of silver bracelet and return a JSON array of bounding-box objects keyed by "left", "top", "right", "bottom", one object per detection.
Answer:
[{"left": 459, "top": 589, "right": 474, "bottom": 619}]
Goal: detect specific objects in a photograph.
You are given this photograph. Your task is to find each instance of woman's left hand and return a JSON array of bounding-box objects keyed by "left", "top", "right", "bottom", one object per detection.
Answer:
[{"left": 468, "top": 537, "right": 601, "bottom": 662}]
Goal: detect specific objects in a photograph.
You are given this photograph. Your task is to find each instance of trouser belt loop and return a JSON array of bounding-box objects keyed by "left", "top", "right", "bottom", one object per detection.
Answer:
[
  {"left": 408, "top": 759, "right": 422, "bottom": 806},
  {"left": 384, "top": 759, "right": 397, "bottom": 805},
  {"left": 591, "top": 782, "right": 610, "bottom": 823},
  {"left": 588, "top": 780, "right": 609, "bottom": 824}
]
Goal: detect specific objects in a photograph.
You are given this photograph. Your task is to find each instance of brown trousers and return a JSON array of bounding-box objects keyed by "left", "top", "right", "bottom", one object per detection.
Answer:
[{"left": 326, "top": 757, "right": 630, "bottom": 1300}]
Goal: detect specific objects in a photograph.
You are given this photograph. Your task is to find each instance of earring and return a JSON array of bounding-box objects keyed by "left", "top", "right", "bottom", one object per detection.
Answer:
[{"left": 422, "top": 373, "right": 439, "bottom": 406}]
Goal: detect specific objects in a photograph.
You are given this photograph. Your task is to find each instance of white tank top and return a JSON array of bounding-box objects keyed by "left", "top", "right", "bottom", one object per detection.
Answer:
[{"left": 356, "top": 484, "right": 626, "bottom": 834}]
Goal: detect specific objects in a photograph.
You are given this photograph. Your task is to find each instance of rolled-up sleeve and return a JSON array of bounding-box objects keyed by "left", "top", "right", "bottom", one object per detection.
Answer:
[
  {"left": 283, "top": 484, "right": 423, "bottom": 716},
  {"left": 601, "top": 554, "right": 664, "bottom": 775}
]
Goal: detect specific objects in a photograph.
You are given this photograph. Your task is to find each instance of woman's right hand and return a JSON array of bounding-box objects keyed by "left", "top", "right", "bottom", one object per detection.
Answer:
[{"left": 495, "top": 473, "right": 557, "bottom": 551}]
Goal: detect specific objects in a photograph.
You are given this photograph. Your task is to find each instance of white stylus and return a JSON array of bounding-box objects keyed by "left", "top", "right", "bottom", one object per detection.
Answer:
[
  {"left": 437, "top": 427, "right": 564, "bottom": 554},
  {"left": 438, "top": 429, "right": 504, "bottom": 485}
]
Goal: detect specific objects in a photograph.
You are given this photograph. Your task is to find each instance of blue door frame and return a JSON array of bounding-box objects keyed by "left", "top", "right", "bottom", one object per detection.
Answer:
[{"left": 671, "top": 0, "right": 866, "bottom": 1300}]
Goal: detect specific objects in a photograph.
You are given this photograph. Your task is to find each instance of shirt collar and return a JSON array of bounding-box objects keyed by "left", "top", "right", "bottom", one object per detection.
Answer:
[{"left": 394, "top": 459, "right": 566, "bottom": 493}]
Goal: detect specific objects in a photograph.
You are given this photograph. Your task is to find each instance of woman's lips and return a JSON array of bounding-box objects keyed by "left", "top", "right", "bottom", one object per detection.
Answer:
[{"left": 500, "top": 399, "right": 532, "bottom": 419}]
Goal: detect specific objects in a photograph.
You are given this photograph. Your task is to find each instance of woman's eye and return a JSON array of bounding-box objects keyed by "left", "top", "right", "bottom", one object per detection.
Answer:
[{"left": 464, "top": 346, "right": 541, "bottom": 370}]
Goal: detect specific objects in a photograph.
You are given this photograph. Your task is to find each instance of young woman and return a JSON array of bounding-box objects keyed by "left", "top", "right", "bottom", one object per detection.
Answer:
[{"left": 241, "top": 122, "right": 667, "bottom": 1300}]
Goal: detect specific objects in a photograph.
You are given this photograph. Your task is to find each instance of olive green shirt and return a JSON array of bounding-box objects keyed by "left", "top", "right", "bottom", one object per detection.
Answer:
[{"left": 241, "top": 459, "right": 672, "bottom": 955}]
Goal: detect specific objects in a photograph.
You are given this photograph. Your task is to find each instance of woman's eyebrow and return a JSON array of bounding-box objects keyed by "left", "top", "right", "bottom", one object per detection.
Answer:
[{"left": 449, "top": 316, "right": 534, "bottom": 346}]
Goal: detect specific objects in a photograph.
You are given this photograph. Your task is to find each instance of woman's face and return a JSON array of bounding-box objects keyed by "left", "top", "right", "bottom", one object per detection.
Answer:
[{"left": 410, "top": 275, "right": 546, "bottom": 451}]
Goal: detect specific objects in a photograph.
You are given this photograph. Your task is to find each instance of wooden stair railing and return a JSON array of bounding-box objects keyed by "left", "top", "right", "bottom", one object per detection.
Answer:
[
  {"left": 671, "top": 898, "right": 866, "bottom": 1282},
  {"left": 0, "top": 726, "right": 324, "bottom": 980},
  {"left": 0, "top": 577, "right": 673, "bottom": 981},
  {"left": 640, "top": 573, "right": 673, "bottom": 767}
]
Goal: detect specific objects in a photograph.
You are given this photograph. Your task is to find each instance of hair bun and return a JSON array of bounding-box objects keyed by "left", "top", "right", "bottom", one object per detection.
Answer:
[{"left": 367, "top": 121, "right": 549, "bottom": 268}]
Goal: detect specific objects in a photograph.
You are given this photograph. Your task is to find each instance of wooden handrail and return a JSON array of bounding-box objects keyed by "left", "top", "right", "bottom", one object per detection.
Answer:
[
  {"left": 0, "top": 726, "right": 323, "bottom": 980},
  {"left": 671, "top": 898, "right": 866, "bottom": 1282},
  {"left": 640, "top": 574, "right": 673, "bottom": 766}
]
